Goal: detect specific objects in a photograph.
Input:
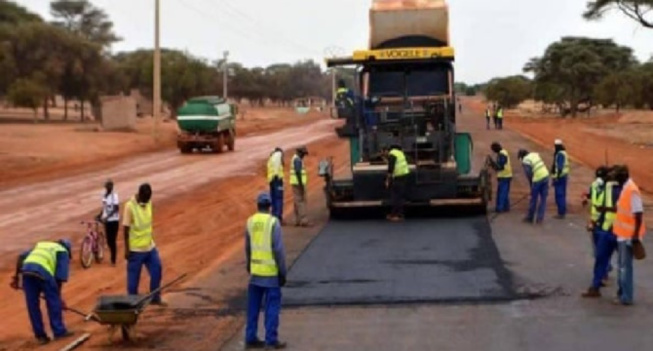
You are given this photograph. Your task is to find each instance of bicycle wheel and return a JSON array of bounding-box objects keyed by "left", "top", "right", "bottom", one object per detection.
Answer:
[
  {"left": 95, "top": 234, "right": 105, "bottom": 263},
  {"left": 80, "top": 236, "right": 94, "bottom": 269}
]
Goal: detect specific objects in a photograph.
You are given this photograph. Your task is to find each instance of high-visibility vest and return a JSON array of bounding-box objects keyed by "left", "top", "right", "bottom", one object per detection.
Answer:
[
  {"left": 522, "top": 152, "right": 549, "bottom": 183},
  {"left": 336, "top": 88, "right": 354, "bottom": 106},
  {"left": 23, "top": 242, "right": 68, "bottom": 277},
  {"left": 267, "top": 152, "right": 284, "bottom": 182},
  {"left": 289, "top": 154, "right": 307, "bottom": 186},
  {"left": 590, "top": 178, "right": 605, "bottom": 222},
  {"left": 247, "top": 213, "right": 279, "bottom": 277},
  {"left": 553, "top": 151, "right": 570, "bottom": 178},
  {"left": 497, "top": 149, "right": 513, "bottom": 178},
  {"left": 127, "top": 198, "right": 154, "bottom": 251},
  {"left": 601, "top": 181, "right": 618, "bottom": 231},
  {"left": 497, "top": 109, "right": 504, "bottom": 118},
  {"left": 613, "top": 180, "right": 647, "bottom": 238},
  {"left": 389, "top": 149, "right": 410, "bottom": 178}
]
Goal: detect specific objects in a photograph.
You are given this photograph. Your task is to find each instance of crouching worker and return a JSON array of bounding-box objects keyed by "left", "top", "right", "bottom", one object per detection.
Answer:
[
  {"left": 244, "top": 192, "right": 288, "bottom": 349},
  {"left": 10, "top": 239, "right": 74, "bottom": 345}
]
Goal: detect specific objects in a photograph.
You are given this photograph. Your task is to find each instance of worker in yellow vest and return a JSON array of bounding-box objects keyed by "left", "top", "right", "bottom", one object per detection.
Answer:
[
  {"left": 485, "top": 108, "right": 491, "bottom": 130},
  {"left": 583, "top": 166, "right": 608, "bottom": 254},
  {"left": 385, "top": 145, "right": 410, "bottom": 221},
  {"left": 612, "top": 165, "right": 646, "bottom": 305},
  {"left": 244, "top": 192, "right": 287, "bottom": 349},
  {"left": 11, "top": 239, "right": 74, "bottom": 344},
  {"left": 518, "top": 149, "right": 550, "bottom": 224},
  {"left": 123, "top": 183, "right": 164, "bottom": 305},
  {"left": 267, "top": 147, "right": 285, "bottom": 222},
  {"left": 583, "top": 167, "right": 620, "bottom": 298},
  {"left": 490, "top": 142, "right": 512, "bottom": 212},
  {"left": 551, "top": 139, "right": 570, "bottom": 219},
  {"left": 290, "top": 146, "right": 311, "bottom": 227},
  {"left": 496, "top": 107, "right": 504, "bottom": 130}
]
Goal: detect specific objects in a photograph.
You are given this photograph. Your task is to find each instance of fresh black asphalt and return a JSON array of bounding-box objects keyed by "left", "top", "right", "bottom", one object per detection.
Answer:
[{"left": 282, "top": 217, "right": 517, "bottom": 306}]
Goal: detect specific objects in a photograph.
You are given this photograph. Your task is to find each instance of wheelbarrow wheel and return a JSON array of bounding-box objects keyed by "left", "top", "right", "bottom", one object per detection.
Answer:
[
  {"left": 121, "top": 325, "right": 134, "bottom": 341},
  {"left": 80, "top": 236, "right": 94, "bottom": 268}
]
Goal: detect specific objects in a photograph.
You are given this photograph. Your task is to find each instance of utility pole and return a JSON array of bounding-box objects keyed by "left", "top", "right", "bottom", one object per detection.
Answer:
[
  {"left": 153, "top": 0, "right": 161, "bottom": 142},
  {"left": 223, "top": 50, "right": 229, "bottom": 100}
]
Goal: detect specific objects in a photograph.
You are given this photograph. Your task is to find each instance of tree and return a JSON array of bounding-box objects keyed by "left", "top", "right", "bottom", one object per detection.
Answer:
[
  {"left": 594, "top": 69, "right": 639, "bottom": 111},
  {"left": 50, "top": 0, "right": 120, "bottom": 48},
  {"left": 7, "top": 77, "right": 48, "bottom": 120},
  {"left": 524, "top": 37, "right": 636, "bottom": 116},
  {"left": 0, "top": 0, "right": 43, "bottom": 24},
  {"left": 484, "top": 76, "right": 533, "bottom": 108},
  {"left": 584, "top": 0, "right": 653, "bottom": 28}
]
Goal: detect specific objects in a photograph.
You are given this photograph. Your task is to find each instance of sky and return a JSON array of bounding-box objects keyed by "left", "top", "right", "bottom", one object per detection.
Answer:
[{"left": 19, "top": 0, "right": 653, "bottom": 84}]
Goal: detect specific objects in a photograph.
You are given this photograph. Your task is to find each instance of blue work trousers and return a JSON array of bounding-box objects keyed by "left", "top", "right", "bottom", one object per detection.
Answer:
[
  {"left": 22, "top": 275, "right": 68, "bottom": 339},
  {"left": 617, "top": 240, "right": 634, "bottom": 304},
  {"left": 527, "top": 178, "right": 549, "bottom": 222},
  {"left": 591, "top": 230, "right": 617, "bottom": 289},
  {"left": 269, "top": 178, "right": 284, "bottom": 221},
  {"left": 553, "top": 176, "right": 568, "bottom": 216},
  {"left": 496, "top": 177, "right": 512, "bottom": 212},
  {"left": 127, "top": 248, "right": 163, "bottom": 303},
  {"left": 245, "top": 284, "right": 281, "bottom": 345},
  {"left": 486, "top": 117, "right": 490, "bottom": 130},
  {"left": 497, "top": 118, "right": 503, "bottom": 130}
]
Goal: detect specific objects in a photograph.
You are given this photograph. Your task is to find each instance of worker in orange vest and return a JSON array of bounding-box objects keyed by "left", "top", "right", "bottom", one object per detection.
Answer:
[{"left": 612, "top": 165, "right": 646, "bottom": 306}]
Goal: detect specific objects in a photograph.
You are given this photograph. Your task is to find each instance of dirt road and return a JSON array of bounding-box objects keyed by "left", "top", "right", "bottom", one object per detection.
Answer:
[{"left": 0, "top": 116, "right": 344, "bottom": 350}]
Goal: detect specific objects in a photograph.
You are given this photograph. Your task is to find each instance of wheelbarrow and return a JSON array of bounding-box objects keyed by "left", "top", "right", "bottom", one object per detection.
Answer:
[{"left": 86, "top": 273, "right": 187, "bottom": 342}]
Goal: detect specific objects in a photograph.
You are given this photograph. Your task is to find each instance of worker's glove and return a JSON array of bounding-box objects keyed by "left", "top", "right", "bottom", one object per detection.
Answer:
[
  {"left": 278, "top": 274, "right": 287, "bottom": 287},
  {"left": 9, "top": 275, "right": 19, "bottom": 290}
]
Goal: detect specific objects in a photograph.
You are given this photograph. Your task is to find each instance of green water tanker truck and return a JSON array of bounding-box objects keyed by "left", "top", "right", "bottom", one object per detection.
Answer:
[{"left": 176, "top": 96, "right": 237, "bottom": 154}]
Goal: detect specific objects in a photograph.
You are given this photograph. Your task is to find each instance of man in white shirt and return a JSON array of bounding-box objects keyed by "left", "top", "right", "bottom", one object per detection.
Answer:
[{"left": 99, "top": 179, "right": 120, "bottom": 266}]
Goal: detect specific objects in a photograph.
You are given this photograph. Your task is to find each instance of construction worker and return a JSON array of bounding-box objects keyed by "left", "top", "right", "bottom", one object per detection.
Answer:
[
  {"left": 485, "top": 107, "right": 491, "bottom": 130},
  {"left": 385, "top": 144, "right": 410, "bottom": 221},
  {"left": 290, "top": 146, "right": 311, "bottom": 227},
  {"left": 336, "top": 79, "right": 355, "bottom": 109},
  {"left": 551, "top": 139, "right": 570, "bottom": 219},
  {"left": 582, "top": 166, "right": 608, "bottom": 255},
  {"left": 123, "top": 183, "right": 164, "bottom": 305},
  {"left": 98, "top": 179, "right": 120, "bottom": 266},
  {"left": 244, "top": 192, "right": 287, "bottom": 349},
  {"left": 582, "top": 166, "right": 620, "bottom": 298},
  {"left": 496, "top": 106, "right": 504, "bottom": 129},
  {"left": 611, "top": 165, "right": 646, "bottom": 305},
  {"left": 10, "top": 239, "right": 74, "bottom": 344},
  {"left": 267, "top": 147, "right": 285, "bottom": 223},
  {"left": 490, "top": 142, "right": 512, "bottom": 213},
  {"left": 518, "top": 149, "right": 550, "bottom": 224}
]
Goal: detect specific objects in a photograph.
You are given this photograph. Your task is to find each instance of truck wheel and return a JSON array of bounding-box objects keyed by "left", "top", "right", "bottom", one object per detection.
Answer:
[
  {"left": 214, "top": 134, "right": 225, "bottom": 153},
  {"left": 227, "top": 131, "right": 235, "bottom": 151}
]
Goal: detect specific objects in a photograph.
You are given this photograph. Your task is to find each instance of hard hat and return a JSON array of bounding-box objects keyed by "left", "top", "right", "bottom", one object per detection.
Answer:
[
  {"left": 58, "top": 238, "right": 72, "bottom": 258},
  {"left": 257, "top": 192, "right": 272, "bottom": 205},
  {"left": 554, "top": 139, "right": 563, "bottom": 145}
]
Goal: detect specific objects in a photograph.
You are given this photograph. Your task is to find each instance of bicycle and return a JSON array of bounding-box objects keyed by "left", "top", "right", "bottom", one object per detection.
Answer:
[{"left": 80, "top": 220, "right": 106, "bottom": 269}]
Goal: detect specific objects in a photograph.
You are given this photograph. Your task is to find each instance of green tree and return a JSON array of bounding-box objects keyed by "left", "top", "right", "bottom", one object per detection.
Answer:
[
  {"left": 484, "top": 76, "right": 533, "bottom": 108},
  {"left": 50, "top": 0, "right": 120, "bottom": 48},
  {"left": 584, "top": 0, "right": 653, "bottom": 28},
  {"left": 594, "top": 69, "right": 639, "bottom": 111},
  {"left": 7, "top": 77, "right": 48, "bottom": 120},
  {"left": 524, "top": 37, "right": 636, "bottom": 116},
  {"left": 0, "top": 0, "right": 43, "bottom": 24}
]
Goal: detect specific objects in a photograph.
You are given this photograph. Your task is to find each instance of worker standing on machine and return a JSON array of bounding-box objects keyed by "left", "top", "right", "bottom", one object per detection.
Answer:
[
  {"left": 336, "top": 80, "right": 355, "bottom": 111},
  {"left": 551, "top": 139, "right": 570, "bottom": 219},
  {"left": 267, "top": 147, "right": 285, "bottom": 223},
  {"left": 518, "top": 149, "right": 550, "bottom": 224},
  {"left": 385, "top": 144, "right": 410, "bottom": 222},
  {"left": 490, "top": 142, "right": 512, "bottom": 213}
]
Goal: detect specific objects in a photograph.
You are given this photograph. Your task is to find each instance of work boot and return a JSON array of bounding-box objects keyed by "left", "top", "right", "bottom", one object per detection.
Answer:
[
  {"left": 581, "top": 287, "right": 601, "bottom": 298},
  {"left": 54, "top": 331, "right": 74, "bottom": 340},
  {"left": 265, "top": 341, "right": 287, "bottom": 350},
  {"left": 36, "top": 336, "right": 51, "bottom": 345},
  {"left": 245, "top": 339, "right": 265, "bottom": 349},
  {"left": 554, "top": 214, "right": 565, "bottom": 220},
  {"left": 522, "top": 217, "right": 533, "bottom": 224},
  {"left": 151, "top": 300, "right": 168, "bottom": 307}
]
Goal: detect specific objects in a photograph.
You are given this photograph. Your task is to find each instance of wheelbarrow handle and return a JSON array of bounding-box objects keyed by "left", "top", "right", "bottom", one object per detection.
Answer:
[{"left": 135, "top": 273, "right": 188, "bottom": 307}]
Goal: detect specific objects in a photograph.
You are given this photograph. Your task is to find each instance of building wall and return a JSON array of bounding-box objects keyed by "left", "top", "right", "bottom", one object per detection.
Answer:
[{"left": 100, "top": 95, "right": 137, "bottom": 130}]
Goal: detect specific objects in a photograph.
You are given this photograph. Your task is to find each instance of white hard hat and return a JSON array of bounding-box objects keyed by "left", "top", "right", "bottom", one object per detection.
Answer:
[{"left": 554, "top": 139, "right": 563, "bottom": 145}]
